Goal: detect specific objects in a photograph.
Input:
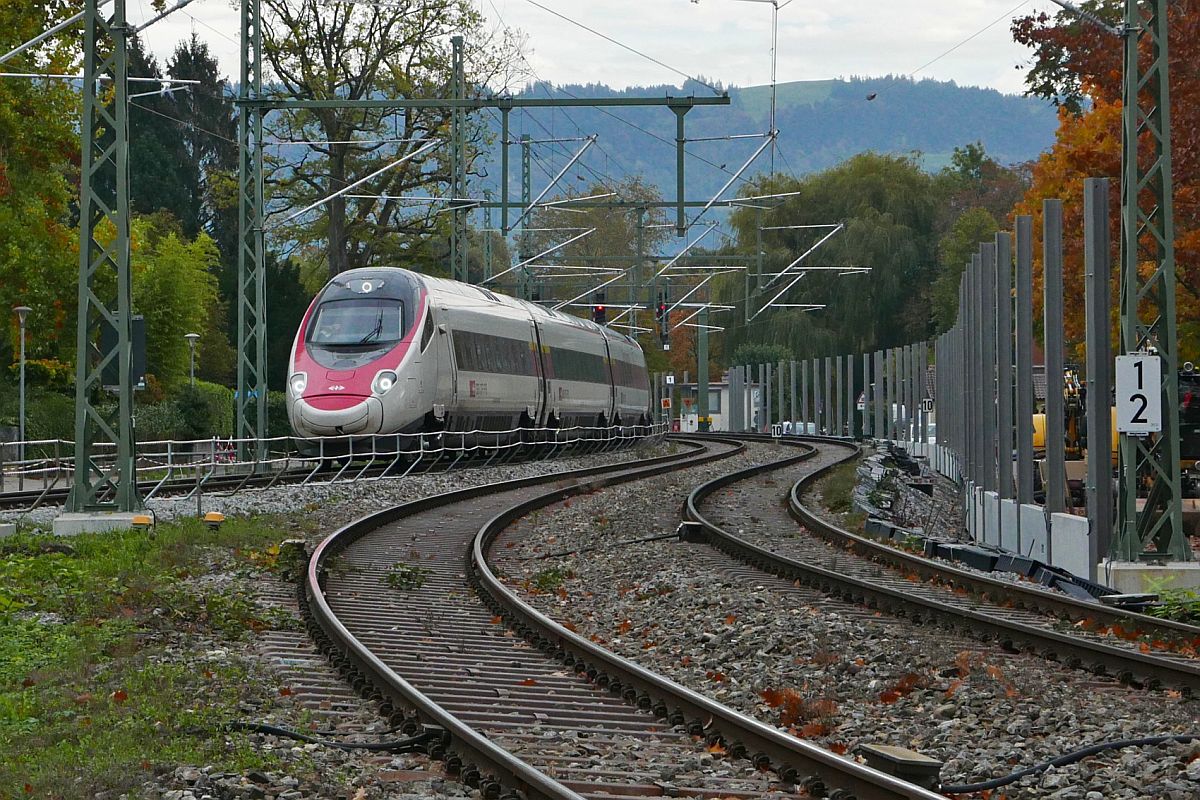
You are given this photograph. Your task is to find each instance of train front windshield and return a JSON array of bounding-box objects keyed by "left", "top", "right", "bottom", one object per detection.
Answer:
[{"left": 309, "top": 299, "right": 405, "bottom": 346}]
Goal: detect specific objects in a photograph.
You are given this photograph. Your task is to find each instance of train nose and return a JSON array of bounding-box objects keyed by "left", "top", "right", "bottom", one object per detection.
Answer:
[{"left": 295, "top": 395, "right": 385, "bottom": 435}]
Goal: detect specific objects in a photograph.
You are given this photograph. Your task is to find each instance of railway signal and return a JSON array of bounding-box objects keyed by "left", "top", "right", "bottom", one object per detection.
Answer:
[{"left": 592, "top": 292, "right": 606, "bottom": 324}]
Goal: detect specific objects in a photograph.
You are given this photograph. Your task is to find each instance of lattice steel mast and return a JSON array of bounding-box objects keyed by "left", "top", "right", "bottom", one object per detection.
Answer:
[
  {"left": 68, "top": 0, "right": 139, "bottom": 512},
  {"left": 1115, "top": 0, "right": 1186, "bottom": 560}
]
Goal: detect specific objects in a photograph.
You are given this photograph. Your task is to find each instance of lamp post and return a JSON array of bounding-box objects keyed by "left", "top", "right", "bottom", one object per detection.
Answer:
[
  {"left": 184, "top": 333, "right": 200, "bottom": 387},
  {"left": 13, "top": 306, "right": 30, "bottom": 492}
]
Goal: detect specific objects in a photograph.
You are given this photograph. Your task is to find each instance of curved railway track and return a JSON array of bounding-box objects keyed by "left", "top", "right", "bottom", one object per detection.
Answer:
[
  {"left": 301, "top": 435, "right": 945, "bottom": 800},
  {"left": 684, "top": 436, "right": 1200, "bottom": 694}
]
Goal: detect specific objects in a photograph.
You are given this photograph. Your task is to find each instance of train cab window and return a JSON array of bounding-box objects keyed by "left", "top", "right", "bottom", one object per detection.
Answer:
[
  {"left": 309, "top": 299, "right": 404, "bottom": 346},
  {"left": 420, "top": 308, "right": 435, "bottom": 352}
]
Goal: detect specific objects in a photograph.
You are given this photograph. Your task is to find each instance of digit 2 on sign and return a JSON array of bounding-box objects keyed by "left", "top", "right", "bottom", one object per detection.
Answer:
[{"left": 1115, "top": 354, "right": 1162, "bottom": 435}]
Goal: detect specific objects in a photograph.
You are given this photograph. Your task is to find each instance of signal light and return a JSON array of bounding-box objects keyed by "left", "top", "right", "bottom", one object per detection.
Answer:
[{"left": 592, "top": 292, "right": 606, "bottom": 324}]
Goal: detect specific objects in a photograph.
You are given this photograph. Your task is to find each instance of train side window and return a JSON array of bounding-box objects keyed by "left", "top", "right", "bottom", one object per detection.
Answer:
[{"left": 420, "top": 309, "right": 435, "bottom": 352}]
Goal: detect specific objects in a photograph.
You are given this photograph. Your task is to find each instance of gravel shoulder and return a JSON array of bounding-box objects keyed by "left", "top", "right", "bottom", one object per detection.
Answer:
[{"left": 491, "top": 440, "right": 1200, "bottom": 800}]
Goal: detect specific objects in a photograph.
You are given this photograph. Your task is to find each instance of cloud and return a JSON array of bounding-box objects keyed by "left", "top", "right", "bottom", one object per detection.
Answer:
[{"left": 138, "top": 0, "right": 1053, "bottom": 95}]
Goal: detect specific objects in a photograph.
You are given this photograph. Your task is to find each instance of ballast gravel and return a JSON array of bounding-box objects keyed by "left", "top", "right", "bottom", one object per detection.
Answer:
[
  {"left": 2, "top": 441, "right": 671, "bottom": 530},
  {"left": 492, "top": 440, "right": 1200, "bottom": 800}
]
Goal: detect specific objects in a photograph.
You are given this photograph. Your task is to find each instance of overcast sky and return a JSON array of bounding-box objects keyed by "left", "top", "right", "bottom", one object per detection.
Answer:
[{"left": 137, "top": 0, "right": 1062, "bottom": 96}]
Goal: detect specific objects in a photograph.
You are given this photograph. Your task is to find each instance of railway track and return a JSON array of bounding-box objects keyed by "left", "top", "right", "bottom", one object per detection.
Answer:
[
  {"left": 685, "top": 436, "right": 1200, "bottom": 694},
  {"left": 302, "top": 435, "right": 945, "bottom": 800}
]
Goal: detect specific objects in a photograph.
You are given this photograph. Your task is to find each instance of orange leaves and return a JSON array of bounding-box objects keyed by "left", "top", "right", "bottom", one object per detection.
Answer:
[
  {"left": 616, "top": 619, "right": 632, "bottom": 635},
  {"left": 706, "top": 741, "right": 727, "bottom": 755},
  {"left": 518, "top": 678, "right": 538, "bottom": 686},
  {"left": 706, "top": 670, "right": 727, "bottom": 683},
  {"left": 489, "top": 615, "right": 502, "bottom": 625},
  {"left": 760, "top": 688, "right": 838, "bottom": 728},
  {"left": 562, "top": 620, "right": 578, "bottom": 633},
  {"left": 724, "top": 613, "right": 737, "bottom": 625},
  {"left": 829, "top": 742, "right": 848, "bottom": 755},
  {"left": 278, "top": 686, "right": 293, "bottom": 697},
  {"left": 877, "top": 673, "right": 921, "bottom": 705},
  {"left": 798, "top": 722, "right": 830, "bottom": 738},
  {"left": 944, "top": 679, "right": 964, "bottom": 699},
  {"left": 110, "top": 689, "right": 128, "bottom": 704},
  {"left": 680, "top": 655, "right": 692, "bottom": 667}
]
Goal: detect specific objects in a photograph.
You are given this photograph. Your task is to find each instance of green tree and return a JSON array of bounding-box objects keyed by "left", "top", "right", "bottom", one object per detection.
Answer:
[
  {"left": 929, "top": 207, "right": 1000, "bottom": 333},
  {"left": 730, "top": 342, "right": 794, "bottom": 368},
  {"left": 260, "top": 0, "right": 524, "bottom": 279},
  {"left": 131, "top": 216, "right": 221, "bottom": 388},
  {"left": 265, "top": 257, "right": 311, "bottom": 391},
  {"left": 520, "top": 177, "right": 669, "bottom": 308},
  {"left": 0, "top": 2, "right": 82, "bottom": 367},
  {"left": 723, "top": 154, "right": 941, "bottom": 360}
]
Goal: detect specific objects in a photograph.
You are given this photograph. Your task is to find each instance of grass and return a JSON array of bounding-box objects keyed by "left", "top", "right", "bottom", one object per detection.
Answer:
[
  {"left": 0, "top": 515, "right": 304, "bottom": 797},
  {"left": 384, "top": 562, "right": 429, "bottom": 590},
  {"left": 1146, "top": 589, "right": 1200, "bottom": 624},
  {"left": 820, "top": 460, "right": 859, "bottom": 514}
]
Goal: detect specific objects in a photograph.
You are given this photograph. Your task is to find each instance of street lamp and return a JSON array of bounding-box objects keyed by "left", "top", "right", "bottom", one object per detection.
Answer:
[
  {"left": 13, "top": 306, "right": 30, "bottom": 492},
  {"left": 184, "top": 333, "right": 200, "bottom": 386}
]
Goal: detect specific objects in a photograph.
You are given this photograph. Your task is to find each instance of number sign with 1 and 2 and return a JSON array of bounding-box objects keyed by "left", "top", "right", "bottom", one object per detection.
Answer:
[{"left": 1115, "top": 353, "right": 1162, "bottom": 435}]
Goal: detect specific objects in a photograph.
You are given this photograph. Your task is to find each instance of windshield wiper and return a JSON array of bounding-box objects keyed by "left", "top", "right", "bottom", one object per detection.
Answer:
[{"left": 358, "top": 312, "right": 385, "bottom": 344}]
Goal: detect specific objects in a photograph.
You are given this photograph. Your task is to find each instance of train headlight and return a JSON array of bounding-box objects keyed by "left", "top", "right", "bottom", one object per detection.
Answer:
[
  {"left": 289, "top": 372, "right": 307, "bottom": 395},
  {"left": 373, "top": 370, "right": 398, "bottom": 395}
]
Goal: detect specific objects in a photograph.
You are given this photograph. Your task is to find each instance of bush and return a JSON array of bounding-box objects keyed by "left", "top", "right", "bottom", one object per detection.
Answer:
[
  {"left": 267, "top": 391, "right": 291, "bottom": 439},
  {"left": 133, "top": 401, "right": 187, "bottom": 442},
  {"left": 25, "top": 391, "right": 76, "bottom": 442},
  {"left": 194, "top": 381, "right": 234, "bottom": 438},
  {"left": 174, "top": 385, "right": 215, "bottom": 440}
]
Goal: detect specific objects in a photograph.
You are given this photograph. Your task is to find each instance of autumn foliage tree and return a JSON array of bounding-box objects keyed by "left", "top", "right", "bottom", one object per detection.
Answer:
[{"left": 1011, "top": 1, "right": 1200, "bottom": 360}]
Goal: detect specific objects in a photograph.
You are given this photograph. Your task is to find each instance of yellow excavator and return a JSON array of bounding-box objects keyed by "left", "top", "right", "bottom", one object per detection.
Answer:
[{"left": 1032, "top": 365, "right": 1200, "bottom": 504}]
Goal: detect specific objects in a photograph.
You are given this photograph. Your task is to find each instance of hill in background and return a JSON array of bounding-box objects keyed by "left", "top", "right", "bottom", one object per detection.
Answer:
[{"left": 478, "top": 75, "right": 1059, "bottom": 202}]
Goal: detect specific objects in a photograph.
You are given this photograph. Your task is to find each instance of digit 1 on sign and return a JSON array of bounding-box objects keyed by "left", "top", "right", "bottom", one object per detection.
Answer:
[{"left": 1115, "top": 354, "right": 1162, "bottom": 435}]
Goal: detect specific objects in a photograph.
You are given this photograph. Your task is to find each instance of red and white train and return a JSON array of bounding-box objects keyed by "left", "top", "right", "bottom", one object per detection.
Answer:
[{"left": 287, "top": 267, "right": 652, "bottom": 443}]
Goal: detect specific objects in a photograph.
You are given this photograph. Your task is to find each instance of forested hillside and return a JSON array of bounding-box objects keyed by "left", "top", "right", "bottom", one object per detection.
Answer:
[{"left": 479, "top": 75, "right": 1059, "bottom": 201}]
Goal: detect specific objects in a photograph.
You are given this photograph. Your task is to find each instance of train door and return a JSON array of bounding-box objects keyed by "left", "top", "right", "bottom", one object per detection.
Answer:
[
  {"left": 600, "top": 334, "right": 617, "bottom": 424},
  {"left": 530, "top": 319, "right": 549, "bottom": 426},
  {"left": 433, "top": 307, "right": 457, "bottom": 422}
]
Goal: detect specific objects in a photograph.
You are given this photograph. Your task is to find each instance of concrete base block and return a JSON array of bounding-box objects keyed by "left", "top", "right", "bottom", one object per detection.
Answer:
[
  {"left": 1000, "top": 499, "right": 1020, "bottom": 553},
  {"left": 1019, "top": 503, "right": 1048, "bottom": 561},
  {"left": 982, "top": 491, "right": 1000, "bottom": 547},
  {"left": 0, "top": 523, "right": 15, "bottom": 538},
  {"left": 1049, "top": 512, "right": 1091, "bottom": 580},
  {"left": 53, "top": 512, "right": 143, "bottom": 536},
  {"left": 1100, "top": 560, "right": 1200, "bottom": 595},
  {"left": 965, "top": 483, "right": 978, "bottom": 541}
]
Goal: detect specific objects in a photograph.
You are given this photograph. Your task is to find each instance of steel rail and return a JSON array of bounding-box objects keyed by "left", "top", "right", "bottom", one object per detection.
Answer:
[
  {"left": 683, "top": 437, "right": 1200, "bottom": 694},
  {"left": 303, "top": 438, "right": 725, "bottom": 800},
  {"left": 471, "top": 435, "right": 945, "bottom": 800},
  {"left": 783, "top": 439, "right": 1200, "bottom": 653}
]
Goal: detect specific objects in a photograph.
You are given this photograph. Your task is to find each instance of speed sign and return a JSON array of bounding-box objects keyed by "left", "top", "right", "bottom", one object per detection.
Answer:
[{"left": 1115, "top": 354, "right": 1162, "bottom": 435}]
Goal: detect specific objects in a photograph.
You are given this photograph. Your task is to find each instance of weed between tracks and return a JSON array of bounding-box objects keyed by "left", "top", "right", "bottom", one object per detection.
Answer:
[
  {"left": 0, "top": 515, "right": 305, "bottom": 797},
  {"left": 385, "top": 561, "right": 429, "bottom": 590},
  {"left": 816, "top": 458, "right": 866, "bottom": 532}
]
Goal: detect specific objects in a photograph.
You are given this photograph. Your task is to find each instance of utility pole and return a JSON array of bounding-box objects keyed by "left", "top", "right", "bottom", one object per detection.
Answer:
[{"left": 67, "top": 0, "right": 140, "bottom": 514}]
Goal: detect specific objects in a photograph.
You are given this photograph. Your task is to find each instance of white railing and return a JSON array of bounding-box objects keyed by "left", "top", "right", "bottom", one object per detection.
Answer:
[{"left": 0, "top": 422, "right": 669, "bottom": 511}]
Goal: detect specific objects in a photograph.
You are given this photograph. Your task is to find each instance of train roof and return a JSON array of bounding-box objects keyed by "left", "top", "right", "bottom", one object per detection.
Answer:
[{"left": 341, "top": 267, "right": 640, "bottom": 347}]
